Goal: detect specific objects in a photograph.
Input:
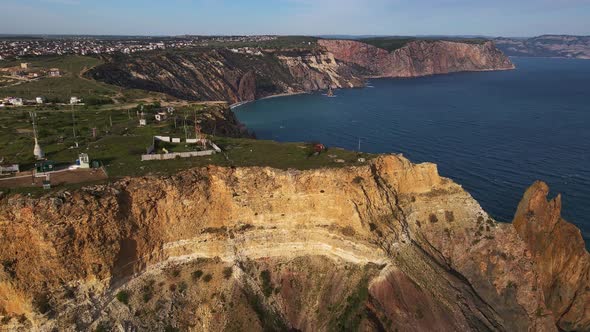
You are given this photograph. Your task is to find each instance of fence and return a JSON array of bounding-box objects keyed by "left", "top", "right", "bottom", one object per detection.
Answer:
[{"left": 141, "top": 150, "right": 216, "bottom": 161}]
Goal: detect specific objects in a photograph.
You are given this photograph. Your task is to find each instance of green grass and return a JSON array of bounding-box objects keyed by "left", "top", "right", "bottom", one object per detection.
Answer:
[
  {"left": 1, "top": 55, "right": 103, "bottom": 74},
  {"left": 0, "top": 55, "right": 156, "bottom": 103},
  {"left": 359, "top": 37, "right": 488, "bottom": 52},
  {"left": 0, "top": 104, "right": 373, "bottom": 195},
  {"left": 189, "top": 36, "right": 320, "bottom": 51}
]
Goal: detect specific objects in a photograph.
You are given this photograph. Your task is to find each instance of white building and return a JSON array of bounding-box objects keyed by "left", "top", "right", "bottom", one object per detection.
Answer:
[
  {"left": 8, "top": 98, "right": 23, "bottom": 106},
  {"left": 0, "top": 164, "right": 19, "bottom": 174},
  {"left": 49, "top": 68, "right": 61, "bottom": 77},
  {"left": 36, "top": 97, "right": 45, "bottom": 104},
  {"left": 77, "top": 153, "right": 90, "bottom": 169},
  {"left": 155, "top": 112, "right": 167, "bottom": 122},
  {"left": 70, "top": 97, "right": 82, "bottom": 104}
]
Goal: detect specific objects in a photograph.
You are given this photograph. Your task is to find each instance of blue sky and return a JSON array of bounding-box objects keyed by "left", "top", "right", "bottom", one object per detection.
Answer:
[{"left": 1, "top": 0, "right": 589, "bottom": 37}]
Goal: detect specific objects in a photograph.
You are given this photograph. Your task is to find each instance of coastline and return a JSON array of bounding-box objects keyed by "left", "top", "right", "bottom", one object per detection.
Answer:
[{"left": 230, "top": 91, "right": 308, "bottom": 109}]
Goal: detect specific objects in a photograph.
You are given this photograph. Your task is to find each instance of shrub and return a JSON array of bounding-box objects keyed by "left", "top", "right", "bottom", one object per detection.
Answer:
[
  {"left": 429, "top": 214, "right": 438, "bottom": 223},
  {"left": 260, "top": 270, "right": 273, "bottom": 297},
  {"left": 164, "top": 325, "right": 179, "bottom": 332},
  {"left": 445, "top": 211, "right": 455, "bottom": 222},
  {"left": 33, "top": 293, "right": 52, "bottom": 314},
  {"left": 223, "top": 267, "right": 233, "bottom": 279},
  {"left": 341, "top": 226, "right": 356, "bottom": 237},
  {"left": 116, "top": 291, "right": 129, "bottom": 305},
  {"left": 203, "top": 274, "right": 213, "bottom": 282},
  {"left": 192, "top": 270, "right": 204, "bottom": 281},
  {"left": 95, "top": 322, "right": 109, "bottom": 332},
  {"left": 178, "top": 281, "right": 188, "bottom": 293},
  {"left": 84, "top": 96, "right": 113, "bottom": 106}
]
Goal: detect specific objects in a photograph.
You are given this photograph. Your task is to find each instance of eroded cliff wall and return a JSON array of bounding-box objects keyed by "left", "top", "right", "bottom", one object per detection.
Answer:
[
  {"left": 1, "top": 155, "right": 587, "bottom": 331},
  {"left": 318, "top": 39, "right": 515, "bottom": 77},
  {"left": 89, "top": 49, "right": 364, "bottom": 104}
]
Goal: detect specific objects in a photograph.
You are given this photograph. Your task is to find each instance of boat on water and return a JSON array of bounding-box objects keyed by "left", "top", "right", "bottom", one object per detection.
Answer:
[{"left": 326, "top": 86, "right": 335, "bottom": 97}]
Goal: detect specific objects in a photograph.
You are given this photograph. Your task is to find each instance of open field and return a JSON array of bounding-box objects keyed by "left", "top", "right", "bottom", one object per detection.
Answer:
[
  {"left": 0, "top": 104, "right": 371, "bottom": 195},
  {"left": 0, "top": 55, "right": 165, "bottom": 103}
]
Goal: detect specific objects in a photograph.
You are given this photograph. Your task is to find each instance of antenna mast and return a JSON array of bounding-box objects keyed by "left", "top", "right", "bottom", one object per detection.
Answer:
[{"left": 30, "top": 111, "right": 44, "bottom": 160}]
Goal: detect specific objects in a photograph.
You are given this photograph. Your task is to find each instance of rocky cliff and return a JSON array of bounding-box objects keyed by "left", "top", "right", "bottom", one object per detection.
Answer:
[
  {"left": 1, "top": 155, "right": 587, "bottom": 331},
  {"left": 89, "top": 49, "right": 364, "bottom": 104},
  {"left": 318, "top": 39, "right": 515, "bottom": 77},
  {"left": 513, "top": 182, "right": 590, "bottom": 331},
  {"left": 88, "top": 39, "right": 513, "bottom": 103}
]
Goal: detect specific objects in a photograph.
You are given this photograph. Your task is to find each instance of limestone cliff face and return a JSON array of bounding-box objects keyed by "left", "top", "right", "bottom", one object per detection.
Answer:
[
  {"left": 513, "top": 182, "right": 590, "bottom": 331},
  {"left": 1, "top": 155, "right": 586, "bottom": 331},
  {"left": 318, "top": 39, "right": 515, "bottom": 77},
  {"left": 89, "top": 49, "right": 364, "bottom": 104}
]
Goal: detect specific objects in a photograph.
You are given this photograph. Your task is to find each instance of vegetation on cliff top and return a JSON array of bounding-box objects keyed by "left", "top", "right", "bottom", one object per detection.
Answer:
[
  {"left": 0, "top": 103, "right": 372, "bottom": 195},
  {"left": 358, "top": 36, "right": 488, "bottom": 52}
]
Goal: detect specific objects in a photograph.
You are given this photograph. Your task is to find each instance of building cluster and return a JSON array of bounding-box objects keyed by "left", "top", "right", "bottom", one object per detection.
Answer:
[
  {"left": 0, "top": 62, "right": 61, "bottom": 80},
  {"left": 0, "top": 95, "right": 82, "bottom": 108},
  {"left": 0, "top": 35, "right": 278, "bottom": 59},
  {"left": 229, "top": 47, "right": 264, "bottom": 56}
]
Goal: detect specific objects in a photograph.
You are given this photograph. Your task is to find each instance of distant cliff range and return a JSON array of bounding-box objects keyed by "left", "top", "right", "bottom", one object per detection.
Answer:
[
  {"left": 89, "top": 38, "right": 514, "bottom": 104},
  {"left": 494, "top": 35, "right": 590, "bottom": 59}
]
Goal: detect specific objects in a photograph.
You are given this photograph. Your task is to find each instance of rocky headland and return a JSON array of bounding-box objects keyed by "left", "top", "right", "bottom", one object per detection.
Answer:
[
  {"left": 318, "top": 39, "right": 515, "bottom": 78},
  {"left": 0, "top": 155, "right": 588, "bottom": 331}
]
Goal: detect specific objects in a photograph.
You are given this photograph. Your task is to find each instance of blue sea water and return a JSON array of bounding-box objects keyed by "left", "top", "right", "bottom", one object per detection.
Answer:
[{"left": 235, "top": 57, "right": 590, "bottom": 244}]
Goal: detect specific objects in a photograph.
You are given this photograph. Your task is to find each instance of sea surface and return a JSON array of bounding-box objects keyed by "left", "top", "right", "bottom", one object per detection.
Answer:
[{"left": 235, "top": 57, "right": 590, "bottom": 244}]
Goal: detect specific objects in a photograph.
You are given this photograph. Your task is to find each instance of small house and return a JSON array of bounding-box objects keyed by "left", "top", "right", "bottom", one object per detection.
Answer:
[
  {"left": 35, "top": 161, "right": 55, "bottom": 173},
  {"left": 139, "top": 118, "right": 147, "bottom": 126},
  {"left": 155, "top": 112, "right": 167, "bottom": 122},
  {"left": 70, "top": 97, "right": 82, "bottom": 105},
  {"left": 0, "top": 164, "right": 19, "bottom": 174},
  {"left": 20, "top": 63, "right": 30, "bottom": 70},
  {"left": 8, "top": 98, "right": 23, "bottom": 106},
  {"left": 36, "top": 97, "right": 45, "bottom": 104},
  {"left": 42, "top": 180, "right": 51, "bottom": 190},
  {"left": 49, "top": 68, "right": 61, "bottom": 77},
  {"left": 77, "top": 153, "right": 90, "bottom": 169}
]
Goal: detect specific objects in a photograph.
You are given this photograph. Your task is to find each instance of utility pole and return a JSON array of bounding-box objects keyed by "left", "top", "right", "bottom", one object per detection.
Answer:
[
  {"left": 357, "top": 137, "right": 367, "bottom": 153},
  {"left": 71, "top": 103, "right": 78, "bottom": 148}
]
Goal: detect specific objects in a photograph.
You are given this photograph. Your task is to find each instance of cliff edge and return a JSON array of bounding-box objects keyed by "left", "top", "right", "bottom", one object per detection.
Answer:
[{"left": 0, "top": 155, "right": 586, "bottom": 331}]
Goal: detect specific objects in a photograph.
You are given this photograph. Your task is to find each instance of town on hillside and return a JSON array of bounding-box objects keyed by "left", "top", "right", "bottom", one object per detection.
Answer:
[{"left": 0, "top": 35, "right": 277, "bottom": 59}]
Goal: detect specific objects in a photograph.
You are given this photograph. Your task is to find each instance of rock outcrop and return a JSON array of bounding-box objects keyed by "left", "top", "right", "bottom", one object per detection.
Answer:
[
  {"left": 513, "top": 181, "right": 590, "bottom": 331},
  {"left": 1, "top": 155, "right": 586, "bottom": 331},
  {"left": 319, "top": 39, "right": 515, "bottom": 77},
  {"left": 89, "top": 49, "right": 364, "bottom": 104}
]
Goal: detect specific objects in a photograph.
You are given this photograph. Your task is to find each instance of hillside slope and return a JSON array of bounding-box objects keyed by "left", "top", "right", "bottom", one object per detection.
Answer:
[
  {"left": 89, "top": 39, "right": 514, "bottom": 104},
  {"left": 1, "top": 155, "right": 588, "bottom": 331},
  {"left": 89, "top": 49, "right": 364, "bottom": 104}
]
